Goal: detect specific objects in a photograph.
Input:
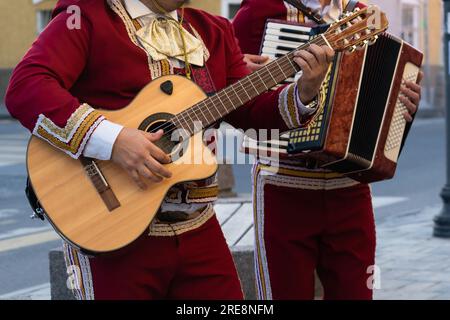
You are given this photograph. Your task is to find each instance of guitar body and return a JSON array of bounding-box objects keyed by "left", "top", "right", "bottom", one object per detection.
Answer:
[{"left": 27, "top": 75, "right": 218, "bottom": 253}]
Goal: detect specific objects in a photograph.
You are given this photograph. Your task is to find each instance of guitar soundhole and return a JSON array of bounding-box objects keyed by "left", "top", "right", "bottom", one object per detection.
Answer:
[{"left": 138, "top": 113, "right": 189, "bottom": 162}]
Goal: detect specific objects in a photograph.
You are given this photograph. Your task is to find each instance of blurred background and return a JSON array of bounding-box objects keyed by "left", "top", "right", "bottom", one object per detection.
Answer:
[{"left": 0, "top": 0, "right": 448, "bottom": 300}]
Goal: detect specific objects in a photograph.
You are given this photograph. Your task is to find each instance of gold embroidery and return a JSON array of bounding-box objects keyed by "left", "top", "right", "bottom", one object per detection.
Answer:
[
  {"left": 286, "top": 84, "right": 301, "bottom": 128},
  {"left": 160, "top": 59, "right": 171, "bottom": 76},
  {"left": 187, "top": 185, "right": 219, "bottom": 199},
  {"left": 39, "top": 104, "right": 91, "bottom": 141},
  {"left": 278, "top": 86, "right": 291, "bottom": 128},
  {"left": 148, "top": 205, "right": 215, "bottom": 236},
  {"left": 36, "top": 110, "right": 102, "bottom": 155}
]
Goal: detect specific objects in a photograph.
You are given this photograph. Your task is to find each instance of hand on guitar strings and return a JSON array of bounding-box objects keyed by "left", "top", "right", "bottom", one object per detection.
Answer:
[
  {"left": 111, "top": 128, "right": 172, "bottom": 190},
  {"left": 400, "top": 71, "right": 423, "bottom": 123},
  {"left": 293, "top": 44, "right": 335, "bottom": 104},
  {"left": 243, "top": 54, "right": 270, "bottom": 72}
]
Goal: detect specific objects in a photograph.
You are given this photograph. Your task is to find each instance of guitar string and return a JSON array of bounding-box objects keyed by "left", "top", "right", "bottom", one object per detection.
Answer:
[{"left": 150, "top": 36, "right": 326, "bottom": 146}]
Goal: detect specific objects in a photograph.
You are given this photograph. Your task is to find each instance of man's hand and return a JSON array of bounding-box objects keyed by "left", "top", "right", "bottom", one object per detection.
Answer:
[
  {"left": 400, "top": 71, "right": 423, "bottom": 122},
  {"left": 244, "top": 54, "right": 270, "bottom": 72},
  {"left": 111, "top": 128, "right": 172, "bottom": 190},
  {"left": 294, "top": 44, "right": 335, "bottom": 104}
]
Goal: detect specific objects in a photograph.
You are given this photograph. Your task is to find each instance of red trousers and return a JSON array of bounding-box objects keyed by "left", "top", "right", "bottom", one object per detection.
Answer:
[
  {"left": 64, "top": 215, "right": 244, "bottom": 300},
  {"left": 254, "top": 175, "right": 376, "bottom": 300}
]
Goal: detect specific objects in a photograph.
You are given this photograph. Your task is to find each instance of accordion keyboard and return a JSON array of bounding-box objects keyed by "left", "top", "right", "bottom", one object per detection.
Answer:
[{"left": 261, "top": 21, "right": 312, "bottom": 84}]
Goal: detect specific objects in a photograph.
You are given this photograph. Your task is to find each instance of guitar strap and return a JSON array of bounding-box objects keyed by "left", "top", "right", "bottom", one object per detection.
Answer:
[{"left": 344, "top": 0, "right": 359, "bottom": 12}]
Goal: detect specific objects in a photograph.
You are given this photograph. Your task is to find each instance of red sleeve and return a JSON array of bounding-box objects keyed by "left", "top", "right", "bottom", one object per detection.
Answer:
[
  {"left": 5, "top": 10, "right": 104, "bottom": 159},
  {"left": 221, "top": 18, "right": 291, "bottom": 135}
]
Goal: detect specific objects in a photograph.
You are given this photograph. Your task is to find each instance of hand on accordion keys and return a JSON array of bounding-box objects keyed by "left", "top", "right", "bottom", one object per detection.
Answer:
[
  {"left": 293, "top": 44, "right": 335, "bottom": 105},
  {"left": 400, "top": 70, "right": 423, "bottom": 122}
]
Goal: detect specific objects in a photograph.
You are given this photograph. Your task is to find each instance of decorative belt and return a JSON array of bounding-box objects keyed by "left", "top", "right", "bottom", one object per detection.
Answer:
[
  {"left": 149, "top": 204, "right": 215, "bottom": 237},
  {"left": 156, "top": 207, "right": 205, "bottom": 224},
  {"left": 164, "top": 184, "right": 219, "bottom": 204}
]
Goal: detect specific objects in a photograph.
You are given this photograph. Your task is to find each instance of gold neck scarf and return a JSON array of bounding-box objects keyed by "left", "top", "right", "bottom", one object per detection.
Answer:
[{"left": 135, "top": 15, "right": 205, "bottom": 67}]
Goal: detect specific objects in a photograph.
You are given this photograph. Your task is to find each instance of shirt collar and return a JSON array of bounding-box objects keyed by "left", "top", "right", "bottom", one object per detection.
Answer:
[{"left": 123, "top": 0, "right": 178, "bottom": 20}]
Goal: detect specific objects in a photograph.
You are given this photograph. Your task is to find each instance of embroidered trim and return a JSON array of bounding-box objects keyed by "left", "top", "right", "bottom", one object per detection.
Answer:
[
  {"left": 160, "top": 59, "right": 173, "bottom": 76},
  {"left": 33, "top": 104, "right": 104, "bottom": 159},
  {"left": 286, "top": 84, "right": 301, "bottom": 128},
  {"left": 163, "top": 184, "right": 219, "bottom": 204},
  {"left": 253, "top": 157, "right": 360, "bottom": 300},
  {"left": 256, "top": 161, "right": 359, "bottom": 190},
  {"left": 252, "top": 163, "right": 272, "bottom": 300},
  {"left": 148, "top": 204, "right": 215, "bottom": 236},
  {"left": 186, "top": 184, "right": 219, "bottom": 200},
  {"left": 278, "top": 83, "right": 301, "bottom": 129},
  {"left": 62, "top": 242, "right": 95, "bottom": 300}
]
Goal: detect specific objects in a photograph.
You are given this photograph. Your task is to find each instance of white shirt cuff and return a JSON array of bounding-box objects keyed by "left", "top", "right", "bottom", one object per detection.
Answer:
[{"left": 83, "top": 120, "right": 123, "bottom": 160}]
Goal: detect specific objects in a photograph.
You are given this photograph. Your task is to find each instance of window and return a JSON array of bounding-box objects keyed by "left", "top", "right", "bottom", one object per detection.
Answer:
[
  {"left": 401, "top": 3, "right": 419, "bottom": 47},
  {"left": 37, "top": 10, "right": 52, "bottom": 34},
  {"left": 221, "top": 0, "right": 242, "bottom": 20}
]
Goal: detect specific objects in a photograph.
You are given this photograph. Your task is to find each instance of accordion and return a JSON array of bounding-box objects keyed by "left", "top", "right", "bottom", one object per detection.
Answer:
[{"left": 245, "top": 20, "right": 423, "bottom": 183}]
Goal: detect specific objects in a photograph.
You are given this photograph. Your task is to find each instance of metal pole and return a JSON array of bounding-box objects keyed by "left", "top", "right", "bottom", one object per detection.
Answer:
[{"left": 434, "top": 0, "right": 450, "bottom": 238}]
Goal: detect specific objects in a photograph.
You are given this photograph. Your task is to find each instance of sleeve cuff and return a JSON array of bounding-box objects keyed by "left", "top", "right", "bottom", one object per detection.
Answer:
[
  {"left": 83, "top": 120, "right": 123, "bottom": 160},
  {"left": 294, "top": 84, "right": 318, "bottom": 120},
  {"left": 278, "top": 83, "right": 318, "bottom": 129},
  {"left": 32, "top": 103, "right": 105, "bottom": 159}
]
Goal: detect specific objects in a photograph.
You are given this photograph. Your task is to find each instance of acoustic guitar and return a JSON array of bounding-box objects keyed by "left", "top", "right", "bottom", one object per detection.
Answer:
[{"left": 27, "top": 7, "right": 388, "bottom": 253}]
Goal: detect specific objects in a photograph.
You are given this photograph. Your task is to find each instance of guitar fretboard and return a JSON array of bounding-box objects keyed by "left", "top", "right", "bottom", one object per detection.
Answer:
[{"left": 171, "top": 35, "right": 327, "bottom": 135}]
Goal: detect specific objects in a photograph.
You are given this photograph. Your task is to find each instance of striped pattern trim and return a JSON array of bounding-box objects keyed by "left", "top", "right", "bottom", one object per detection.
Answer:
[
  {"left": 163, "top": 184, "right": 219, "bottom": 204},
  {"left": 32, "top": 104, "right": 104, "bottom": 159},
  {"left": 256, "top": 161, "right": 359, "bottom": 190},
  {"left": 278, "top": 83, "right": 302, "bottom": 129},
  {"left": 186, "top": 184, "right": 219, "bottom": 203},
  {"left": 252, "top": 158, "right": 359, "bottom": 300},
  {"left": 148, "top": 204, "right": 215, "bottom": 237},
  {"left": 252, "top": 163, "right": 272, "bottom": 300},
  {"left": 62, "top": 242, "right": 95, "bottom": 300}
]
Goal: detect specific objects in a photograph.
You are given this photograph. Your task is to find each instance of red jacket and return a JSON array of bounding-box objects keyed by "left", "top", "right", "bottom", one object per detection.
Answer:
[{"left": 6, "top": 0, "right": 293, "bottom": 158}]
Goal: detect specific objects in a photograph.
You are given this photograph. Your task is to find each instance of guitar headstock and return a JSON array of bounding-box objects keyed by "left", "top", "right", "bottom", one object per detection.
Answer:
[{"left": 324, "top": 6, "right": 389, "bottom": 52}]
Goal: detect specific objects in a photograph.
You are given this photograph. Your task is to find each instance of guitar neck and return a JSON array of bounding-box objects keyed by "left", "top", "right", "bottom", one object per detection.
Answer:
[{"left": 173, "top": 35, "right": 328, "bottom": 135}]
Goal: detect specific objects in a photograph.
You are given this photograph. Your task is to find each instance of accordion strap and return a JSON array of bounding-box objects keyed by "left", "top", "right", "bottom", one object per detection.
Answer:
[{"left": 344, "top": 0, "right": 359, "bottom": 12}]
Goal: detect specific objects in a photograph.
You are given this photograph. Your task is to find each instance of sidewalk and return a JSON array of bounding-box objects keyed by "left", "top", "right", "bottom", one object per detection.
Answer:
[
  {"left": 374, "top": 206, "right": 450, "bottom": 300},
  {"left": 2, "top": 202, "right": 450, "bottom": 300}
]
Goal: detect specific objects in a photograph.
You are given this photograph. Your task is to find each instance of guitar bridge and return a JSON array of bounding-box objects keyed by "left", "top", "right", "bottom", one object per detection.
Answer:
[{"left": 80, "top": 157, "right": 120, "bottom": 212}]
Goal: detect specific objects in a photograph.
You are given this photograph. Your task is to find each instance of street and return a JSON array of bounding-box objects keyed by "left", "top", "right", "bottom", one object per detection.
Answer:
[{"left": 0, "top": 117, "right": 446, "bottom": 297}]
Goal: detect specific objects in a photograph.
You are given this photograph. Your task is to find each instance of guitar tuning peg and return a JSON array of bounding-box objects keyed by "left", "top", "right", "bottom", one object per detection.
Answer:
[
  {"left": 354, "top": 7, "right": 360, "bottom": 12},
  {"left": 356, "top": 41, "right": 367, "bottom": 51},
  {"left": 347, "top": 45, "right": 357, "bottom": 53},
  {"left": 368, "top": 35, "right": 379, "bottom": 45}
]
